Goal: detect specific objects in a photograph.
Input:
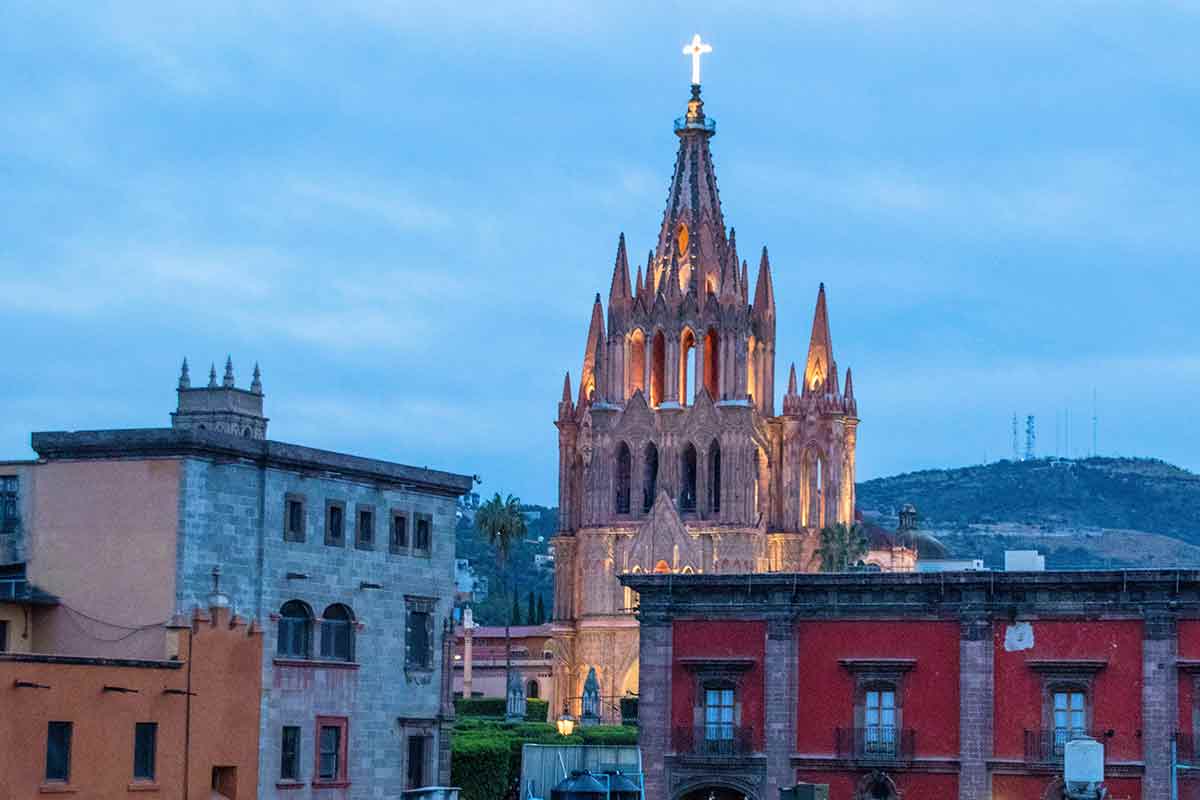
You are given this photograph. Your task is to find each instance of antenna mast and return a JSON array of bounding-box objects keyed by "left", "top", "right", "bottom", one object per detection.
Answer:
[
  {"left": 1012, "top": 414, "right": 1019, "bottom": 461},
  {"left": 1025, "top": 415, "right": 1036, "bottom": 461}
]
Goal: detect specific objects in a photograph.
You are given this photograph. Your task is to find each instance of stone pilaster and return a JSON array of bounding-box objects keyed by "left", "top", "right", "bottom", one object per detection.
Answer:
[
  {"left": 765, "top": 616, "right": 797, "bottom": 796},
  {"left": 1143, "top": 610, "right": 1177, "bottom": 800},
  {"left": 639, "top": 615, "right": 673, "bottom": 800},
  {"left": 959, "top": 611, "right": 993, "bottom": 800}
]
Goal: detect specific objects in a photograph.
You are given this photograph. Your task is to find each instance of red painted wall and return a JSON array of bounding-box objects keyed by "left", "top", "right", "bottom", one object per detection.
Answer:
[
  {"left": 672, "top": 620, "right": 765, "bottom": 750},
  {"left": 794, "top": 770, "right": 956, "bottom": 799},
  {"left": 993, "top": 774, "right": 1140, "bottom": 800},
  {"left": 1178, "top": 620, "right": 1200, "bottom": 739},
  {"left": 993, "top": 619, "right": 1142, "bottom": 762},
  {"left": 794, "top": 620, "right": 960, "bottom": 757}
]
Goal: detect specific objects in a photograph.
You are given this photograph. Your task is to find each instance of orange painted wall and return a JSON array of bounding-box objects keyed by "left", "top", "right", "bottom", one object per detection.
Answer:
[
  {"left": 993, "top": 773, "right": 1141, "bottom": 800},
  {"left": 29, "top": 459, "right": 181, "bottom": 659},
  {"left": 0, "top": 605, "right": 260, "bottom": 800},
  {"left": 794, "top": 620, "right": 960, "bottom": 757},
  {"left": 992, "top": 619, "right": 1143, "bottom": 762}
]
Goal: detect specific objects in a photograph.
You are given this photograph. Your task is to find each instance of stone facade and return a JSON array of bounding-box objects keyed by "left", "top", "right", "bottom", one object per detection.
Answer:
[
  {"left": 550, "top": 83, "right": 860, "bottom": 716},
  {"left": 625, "top": 569, "right": 1197, "bottom": 800},
  {"left": 24, "top": 373, "right": 473, "bottom": 800}
]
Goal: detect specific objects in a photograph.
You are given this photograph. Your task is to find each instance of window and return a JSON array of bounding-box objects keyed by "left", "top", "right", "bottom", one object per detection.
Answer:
[
  {"left": 46, "top": 721, "right": 72, "bottom": 782},
  {"left": 708, "top": 440, "right": 721, "bottom": 514},
  {"left": 280, "top": 726, "right": 300, "bottom": 781},
  {"left": 704, "top": 687, "right": 734, "bottom": 742},
  {"left": 315, "top": 717, "right": 348, "bottom": 784},
  {"left": 0, "top": 620, "right": 8, "bottom": 652},
  {"left": 526, "top": 679, "right": 540, "bottom": 699},
  {"left": 1053, "top": 690, "right": 1087, "bottom": 753},
  {"left": 642, "top": 443, "right": 659, "bottom": 512},
  {"left": 133, "top": 722, "right": 157, "bottom": 781},
  {"left": 356, "top": 506, "right": 374, "bottom": 550},
  {"left": 406, "top": 733, "right": 429, "bottom": 789},
  {"left": 680, "top": 443, "right": 698, "bottom": 512},
  {"left": 414, "top": 515, "right": 431, "bottom": 554},
  {"left": 0, "top": 476, "right": 17, "bottom": 533},
  {"left": 864, "top": 689, "right": 897, "bottom": 756},
  {"left": 277, "top": 601, "right": 313, "bottom": 659},
  {"left": 285, "top": 495, "right": 305, "bottom": 542},
  {"left": 320, "top": 604, "right": 354, "bottom": 661},
  {"left": 406, "top": 601, "right": 434, "bottom": 669},
  {"left": 390, "top": 512, "right": 409, "bottom": 553},
  {"left": 325, "top": 502, "right": 345, "bottom": 546},
  {"left": 615, "top": 443, "right": 632, "bottom": 514}
]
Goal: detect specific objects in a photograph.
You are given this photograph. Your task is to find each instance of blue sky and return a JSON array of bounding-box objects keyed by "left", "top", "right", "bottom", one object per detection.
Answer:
[{"left": 4, "top": 2, "right": 1200, "bottom": 505}]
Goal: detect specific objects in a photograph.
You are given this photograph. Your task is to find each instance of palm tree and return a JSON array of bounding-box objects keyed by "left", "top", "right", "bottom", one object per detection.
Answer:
[
  {"left": 474, "top": 493, "right": 528, "bottom": 677},
  {"left": 811, "top": 522, "right": 869, "bottom": 572}
]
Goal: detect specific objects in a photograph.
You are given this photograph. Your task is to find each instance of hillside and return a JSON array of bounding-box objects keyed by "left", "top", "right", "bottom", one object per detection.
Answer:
[
  {"left": 857, "top": 457, "right": 1200, "bottom": 568},
  {"left": 454, "top": 503, "right": 557, "bottom": 627}
]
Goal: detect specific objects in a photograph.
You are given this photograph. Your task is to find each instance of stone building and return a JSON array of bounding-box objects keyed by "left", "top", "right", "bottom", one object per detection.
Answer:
[
  {"left": 624, "top": 568, "right": 1194, "bottom": 800},
  {"left": 550, "top": 80, "right": 860, "bottom": 715},
  {"left": 8, "top": 361, "right": 473, "bottom": 799}
]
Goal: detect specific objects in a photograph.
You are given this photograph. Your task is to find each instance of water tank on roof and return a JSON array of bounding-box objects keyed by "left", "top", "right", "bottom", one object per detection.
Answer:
[
  {"left": 607, "top": 771, "right": 641, "bottom": 800},
  {"left": 550, "top": 770, "right": 607, "bottom": 800},
  {"left": 1064, "top": 737, "right": 1105, "bottom": 799}
]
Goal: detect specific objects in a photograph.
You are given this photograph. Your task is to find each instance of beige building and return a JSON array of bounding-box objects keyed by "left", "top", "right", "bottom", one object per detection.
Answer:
[{"left": 549, "top": 83, "right": 863, "bottom": 717}]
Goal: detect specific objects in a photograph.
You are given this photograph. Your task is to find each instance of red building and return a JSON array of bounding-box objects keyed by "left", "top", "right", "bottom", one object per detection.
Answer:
[{"left": 623, "top": 570, "right": 1196, "bottom": 800}]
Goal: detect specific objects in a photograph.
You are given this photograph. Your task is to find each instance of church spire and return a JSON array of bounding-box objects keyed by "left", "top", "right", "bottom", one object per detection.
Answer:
[
  {"left": 222, "top": 356, "right": 235, "bottom": 388},
  {"left": 579, "top": 294, "right": 605, "bottom": 407},
  {"left": 844, "top": 366, "right": 857, "bottom": 416},
  {"left": 608, "top": 233, "right": 632, "bottom": 309},
  {"left": 251, "top": 362, "right": 263, "bottom": 394},
  {"left": 178, "top": 358, "right": 191, "bottom": 390},
  {"left": 802, "top": 283, "right": 835, "bottom": 396},
  {"left": 752, "top": 247, "right": 775, "bottom": 321},
  {"left": 559, "top": 371, "right": 575, "bottom": 420}
]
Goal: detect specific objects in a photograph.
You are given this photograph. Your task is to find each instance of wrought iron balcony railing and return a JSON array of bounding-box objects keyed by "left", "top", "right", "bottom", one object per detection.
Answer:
[
  {"left": 835, "top": 727, "right": 915, "bottom": 762},
  {"left": 673, "top": 725, "right": 755, "bottom": 758},
  {"left": 1024, "top": 728, "right": 1093, "bottom": 763}
]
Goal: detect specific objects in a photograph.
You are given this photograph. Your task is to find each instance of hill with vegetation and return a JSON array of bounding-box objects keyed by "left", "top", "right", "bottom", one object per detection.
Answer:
[
  {"left": 857, "top": 457, "right": 1200, "bottom": 569},
  {"left": 454, "top": 503, "right": 557, "bottom": 627}
]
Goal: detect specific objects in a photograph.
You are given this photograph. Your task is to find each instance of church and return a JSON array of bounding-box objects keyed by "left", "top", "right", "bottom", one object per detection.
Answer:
[{"left": 549, "top": 48, "right": 862, "bottom": 719}]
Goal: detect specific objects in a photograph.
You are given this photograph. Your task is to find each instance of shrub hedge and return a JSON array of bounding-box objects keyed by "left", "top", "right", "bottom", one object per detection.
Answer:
[
  {"left": 453, "top": 696, "right": 550, "bottom": 722},
  {"left": 450, "top": 734, "right": 511, "bottom": 800}
]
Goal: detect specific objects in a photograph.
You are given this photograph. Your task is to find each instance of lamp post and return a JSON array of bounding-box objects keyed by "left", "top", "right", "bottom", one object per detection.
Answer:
[{"left": 556, "top": 704, "right": 575, "bottom": 737}]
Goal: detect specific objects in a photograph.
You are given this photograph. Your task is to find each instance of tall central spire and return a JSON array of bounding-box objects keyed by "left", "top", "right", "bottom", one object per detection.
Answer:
[{"left": 653, "top": 82, "right": 729, "bottom": 301}]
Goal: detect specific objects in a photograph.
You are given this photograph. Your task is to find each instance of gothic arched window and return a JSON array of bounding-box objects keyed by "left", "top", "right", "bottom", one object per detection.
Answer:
[
  {"left": 801, "top": 446, "right": 826, "bottom": 528},
  {"left": 703, "top": 328, "right": 720, "bottom": 399},
  {"left": 650, "top": 331, "right": 666, "bottom": 407},
  {"left": 628, "top": 329, "right": 646, "bottom": 399},
  {"left": 680, "top": 328, "right": 696, "bottom": 405},
  {"left": 320, "top": 603, "right": 354, "bottom": 661},
  {"left": 642, "top": 442, "right": 659, "bottom": 512},
  {"left": 708, "top": 439, "right": 721, "bottom": 514},
  {"left": 278, "top": 600, "right": 313, "bottom": 659},
  {"left": 615, "top": 442, "right": 632, "bottom": 514},
  {"left": 680, "top": 443, "right": 698, "bottom": 512}
]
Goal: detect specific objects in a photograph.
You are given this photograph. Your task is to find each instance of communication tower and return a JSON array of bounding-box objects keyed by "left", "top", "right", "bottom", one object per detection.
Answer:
[
  {"left": 1024, "top": 415, "right": 1036, "bottom": 461},
  {"left": 1012, "top": 414, "right": 1019, "bottom": 461}
]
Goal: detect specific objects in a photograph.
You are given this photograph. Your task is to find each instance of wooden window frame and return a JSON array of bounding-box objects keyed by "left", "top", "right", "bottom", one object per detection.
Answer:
[
  {"left": 355, "top": 504, "right": 375, "bottom": 551},
  {"left": 398, "top": 718, "right": 437, "bottom": 791},
  {"left": 405, "top": 596, "right": 437, "bottom": 672},
  {"left": 324, "top": 500, "right": 346, "bottom": 547},
  {"left": 280, "top": 725, "right": 301, "bottom": 783},
  {"left": 284, "top": 493, "right": 306, "bottom": 543},
  {"left": 0, "top": 475, "right": 18, "bottom": 533},
  {"left": 133, "top": 722, "right": 157, "bottom": 782},
  {"left": 390, "top": 511, "right": 409, "bottom": 554},
  {"left": 314, "top": 716, "right": 349, "bottom": 788},
  {"left": 45, "top": 721, "right": 72, "bottom": 783},
  {"left": 413, "top": 514, "right": 432, "bottom": 557}
]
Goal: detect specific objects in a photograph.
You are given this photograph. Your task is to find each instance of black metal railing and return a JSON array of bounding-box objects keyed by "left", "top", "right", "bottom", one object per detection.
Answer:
[
  {"left": 835, "top": 727, "right": 915, "bottom": 762},
  {"left": 674, "top": 116, "right": 717, "bottom": 133},
  {"left": 1024, "top": 728, "right": 1092, "bottom": 763},
  {"left": 673, "top": 725, "right": 755, "bottom": 757}
]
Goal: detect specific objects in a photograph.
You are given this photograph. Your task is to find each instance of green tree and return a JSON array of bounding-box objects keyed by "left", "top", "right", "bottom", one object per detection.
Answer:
[
  {"left": 511, "top": 593, "right": 522, "bottom": 626},
  {"left": 527, "top": 591, "right": 535, "bottom": 626},
  {"left": 811, "top": 522, "right": 869, "bottom": 572},
  {"left": 475, "top": 493, "right": 528, "bottom": 677},
  {"left": 536, "top": 594, "right": 546, "bottom": 625}
]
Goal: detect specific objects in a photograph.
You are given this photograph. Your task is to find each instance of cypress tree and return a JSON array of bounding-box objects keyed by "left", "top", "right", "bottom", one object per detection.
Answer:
[{"left": 536, "top": 594, "right": 546, "bottom": 624}]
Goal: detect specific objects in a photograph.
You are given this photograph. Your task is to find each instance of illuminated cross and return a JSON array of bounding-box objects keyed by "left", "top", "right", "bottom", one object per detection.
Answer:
[{"left": 682, "top": 34, "right": 712, "bottom": 86}]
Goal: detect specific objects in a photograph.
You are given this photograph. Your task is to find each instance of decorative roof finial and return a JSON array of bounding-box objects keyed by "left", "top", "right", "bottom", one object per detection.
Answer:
[
  {"left": 250, "top": 362, "right": 263, "bottom": 394},
  {"left": 178, "top": 358, "right": 191, "bottom": 390},
  {"left": 682, "top": 34, "right": 712, "bottom": 86},
  {"left": 208, "top": 363, "right": 218, "bottom": 388},
  {"left": 223, "top": 356, "right": 235, "bottom": 388}
]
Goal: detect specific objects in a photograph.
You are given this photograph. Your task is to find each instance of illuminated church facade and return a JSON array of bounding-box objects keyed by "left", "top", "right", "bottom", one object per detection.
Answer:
[{"left": 549, "top": 74, "right": 860, "bottom": 715}]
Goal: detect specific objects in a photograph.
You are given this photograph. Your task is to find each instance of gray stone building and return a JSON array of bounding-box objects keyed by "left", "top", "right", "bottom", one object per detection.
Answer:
[{"left": 16, "top": 361, "right": 473, "bottom": 799}]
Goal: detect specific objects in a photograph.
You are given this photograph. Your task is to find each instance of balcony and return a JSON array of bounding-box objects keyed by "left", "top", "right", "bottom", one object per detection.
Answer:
[
  {"left": 835, "top": 727, "right": 915, "bottom": 763},
  {"left": 1024, "top": 728, "right": 1093, "bottom": 764},
  {"left": 673, "top": 725, "right": 755, "bottom": 758}
]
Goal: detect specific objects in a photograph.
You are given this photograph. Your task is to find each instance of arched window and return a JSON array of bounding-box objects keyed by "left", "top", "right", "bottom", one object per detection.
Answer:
[
  {"left": 642, "top": 442, "right": 658, "bottom": 512},
  {"left": 526, "top": 680, "right": 540, "bottom": 699},
  {"left": 679, "top": 328, "right": 696, "bottom": 405},
  {"left": 802, "top": 447, "right": 826, "bottom": 528},
  {"left": 703, "top": 328, "right": 720, "bottom": 399},
  {"left": 320, "top": 603, "right": 354, "bottom": 661},
  {"left": 708, "top": 439, "right": 721, "bottom": 514},
  {"left": 628, "top": 330, "right": 646, "bottom": 399},
  {"left": 278, "top": 600, "right": 313, "bottom": 659},
  {"left": 747, "top": 335, "right": 757, "bottom": 403},
  {"left": 680, "top": 443, "right": 698, "bottom": 512},
  {"left": 615, "top": 442, "right": 632, "bottom": 514},
  {"left": 650, "top": 331, "right": 666, "bottom": 407}
]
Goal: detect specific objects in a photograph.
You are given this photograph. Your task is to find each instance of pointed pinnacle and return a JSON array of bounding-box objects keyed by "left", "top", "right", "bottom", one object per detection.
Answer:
[
  {"left": 788, "top": 363, "right": 798, "bottom": 395},
  {"left": 223, "top": 355, "right": 235, "bottom": 388},
  {"left": 844, "top": 367, "right": 854, "bottom": 399},
  {"left": 208, "top": 363, "right": 218, "bottom": 388},
  {"left": 609, "top": 233, "right": 631, "bottom": 304},
  {"left": 754, "top": 247, "right": 775, "bottom": 313},
  {"left": 250, "top": 362, "right": 263, "bottom": 393},
  {"left": 562, "top": 371, "right": 572, "bottom": 403},
  {"left": 179, "top": 358, "right": 191, "bottom": 389}
]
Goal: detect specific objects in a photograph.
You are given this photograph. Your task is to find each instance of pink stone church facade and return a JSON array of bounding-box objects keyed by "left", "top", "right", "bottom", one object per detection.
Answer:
[{"left": 549, "top": 83, "right": 861, "bottom": 716}]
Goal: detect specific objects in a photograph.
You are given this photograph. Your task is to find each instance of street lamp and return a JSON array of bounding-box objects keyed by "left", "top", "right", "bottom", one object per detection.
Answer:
[{"left": 556, "top": 704, "right": 575, "bottom": 737}]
